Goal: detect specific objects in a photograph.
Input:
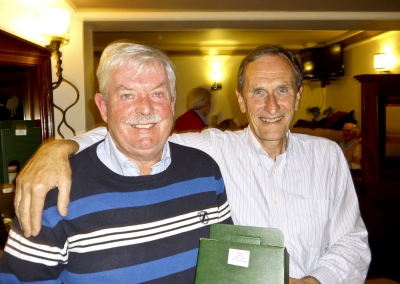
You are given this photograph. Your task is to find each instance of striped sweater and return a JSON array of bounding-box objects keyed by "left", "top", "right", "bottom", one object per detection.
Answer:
[{"left": 0, "top": 142, "right": 232, "bottom": 283}]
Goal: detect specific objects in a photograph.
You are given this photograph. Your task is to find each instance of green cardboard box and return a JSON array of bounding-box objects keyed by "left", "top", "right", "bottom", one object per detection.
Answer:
[{"left": 195, "top": 224, "right": 289, "bottom": 284}]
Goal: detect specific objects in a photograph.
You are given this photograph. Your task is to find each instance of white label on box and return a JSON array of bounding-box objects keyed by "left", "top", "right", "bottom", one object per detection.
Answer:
[
  {"left": 227, "top": 248, "right": 250, "bottom": 268},
  {"left": 2, "top": 187, "right": 14, "bottom": 193},
  {"left": 15, "top": 129, "right": 27, "bottom": 136}
]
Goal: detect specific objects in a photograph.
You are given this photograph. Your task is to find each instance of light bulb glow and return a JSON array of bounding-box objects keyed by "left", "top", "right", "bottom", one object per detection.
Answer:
[{"left": 39, "top": 8, "right": 70, "bottom": 37}]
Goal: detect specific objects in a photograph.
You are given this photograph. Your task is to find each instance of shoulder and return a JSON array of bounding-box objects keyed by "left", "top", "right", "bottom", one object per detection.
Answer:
[
  {"left": 290, "top": 132, "right": 342, "bottom": 153},
  {"left": 175, "top": 109, "right": 197, "bottom": 121},
  {"left": 168, "top": 142, "right": 222, "bottom": 177},
  {"left": 169, "top": 142, "right": 215, "bottom": 161},
  {"left": 70, "top": 141, "right": 101, "bottom": 164},
  {"left": 69, "top": 139, "right": 104, "bottom": 176}
]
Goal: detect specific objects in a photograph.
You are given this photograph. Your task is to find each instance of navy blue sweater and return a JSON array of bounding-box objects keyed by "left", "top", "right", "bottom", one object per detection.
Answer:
[{"left": 0, "top": 142, "right": 232, "bottom": 283}]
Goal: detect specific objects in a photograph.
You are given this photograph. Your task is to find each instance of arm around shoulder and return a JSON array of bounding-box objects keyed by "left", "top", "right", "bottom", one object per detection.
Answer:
[{"left": 14, "top": 139, "right": 79, "bottom": 237}]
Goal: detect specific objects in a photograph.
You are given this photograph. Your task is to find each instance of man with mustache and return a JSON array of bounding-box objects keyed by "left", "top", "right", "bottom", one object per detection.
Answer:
[
  {"left": 14, "top": 45, "right": 370, "bottom": 283},
  {"left": 0, "top": 42, "right": 232, "bottom": 283}
]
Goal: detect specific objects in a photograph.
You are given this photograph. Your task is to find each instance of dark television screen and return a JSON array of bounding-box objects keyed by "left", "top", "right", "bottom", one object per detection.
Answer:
[{"left": 300, "top": 44, "right": 344, "bottom": 79}]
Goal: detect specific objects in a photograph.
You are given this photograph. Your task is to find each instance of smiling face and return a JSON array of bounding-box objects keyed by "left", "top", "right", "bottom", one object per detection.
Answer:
[
  {"left": 95, "top": 61, "right": 175, "bottom": 166},
  {"left": 236, "top": 54, "right": 302, "bottom": 153}
]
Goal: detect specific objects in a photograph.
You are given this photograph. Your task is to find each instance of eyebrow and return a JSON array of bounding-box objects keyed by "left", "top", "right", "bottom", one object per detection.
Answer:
[
  {"left": 116, "top": 85, "right": 132, "bottom": 92},
  {"left": 250, "top": 84, "right": 291, "bottom": 92},
  {"left": 116, "top": 82, "right": 167, "bottom": 92}
]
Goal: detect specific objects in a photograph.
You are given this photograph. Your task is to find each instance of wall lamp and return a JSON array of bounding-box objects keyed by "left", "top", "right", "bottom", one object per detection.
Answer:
[
  {"left": 374, "top": 53, "right": 390, "bottom": 74},
  {"left": 210, "top": 62, "right": 222, "bottom": 90},
  {"left": 39, "top": 8, "right": 79, "bottom": 138}
]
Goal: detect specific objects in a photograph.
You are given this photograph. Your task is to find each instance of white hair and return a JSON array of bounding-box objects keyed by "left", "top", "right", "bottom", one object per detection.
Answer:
[{"left": 96, "top": 42, "right": 177, "bottom": 102}]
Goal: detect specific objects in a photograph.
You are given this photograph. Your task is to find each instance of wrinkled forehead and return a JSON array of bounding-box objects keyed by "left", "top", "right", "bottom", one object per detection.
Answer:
[
  {"left": 245, "top": 54, "right": 297, "bottom": 82},
  {"left": 113, "top": 59, "right": 167, "bottom": 77}
]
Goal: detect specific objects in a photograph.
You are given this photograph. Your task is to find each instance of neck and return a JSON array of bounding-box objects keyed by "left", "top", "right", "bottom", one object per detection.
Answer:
[
  {"left": 194, "top": 107, "right": 207, "bottom": 117},
  {"left": 261, "top": 139, "right": 287, "bottom": 161},
  {"left": 252, "top": 132, "right": 287, "bottom": 161}
]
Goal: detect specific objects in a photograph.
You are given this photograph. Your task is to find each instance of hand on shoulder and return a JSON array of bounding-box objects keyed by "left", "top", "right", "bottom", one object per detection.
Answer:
[{"left": 14, "top": 139, "right": 79, "bottom": 237}]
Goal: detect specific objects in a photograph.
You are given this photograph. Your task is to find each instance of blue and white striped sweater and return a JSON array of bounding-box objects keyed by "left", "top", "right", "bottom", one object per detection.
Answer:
[{"left": 1, "top": 142, "right": 232, "bottom": 283}]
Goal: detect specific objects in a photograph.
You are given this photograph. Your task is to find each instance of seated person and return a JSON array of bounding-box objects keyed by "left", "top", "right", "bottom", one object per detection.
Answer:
[
  {"left": 0, "top": 42, "right": 232, "bottom": 284},
  {"left": 339, "top": 123, "right": 362, "bottom": 169},
  {"left": 173, "top": 87, "right": 211, "bottom": 132},
  {"left": 218, "top": 118, "right": 238, "bottom": 131}
]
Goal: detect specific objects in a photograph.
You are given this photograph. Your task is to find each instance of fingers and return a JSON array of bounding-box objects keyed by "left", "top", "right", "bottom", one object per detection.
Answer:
[
  {"left": 57, "top": 179, "right": 71, "bottom": 217},
  {"left": 15, "top": 177, "right": 32, "bottom": 238},
  {"left": 14, "top": 176, "right": 22, "bottom": 226},
  {"left": 29, "top": 184, "right": 48, "bottom": 237},
  {"left": 12, "top": 139, "right": 77, "bottom": 237}
]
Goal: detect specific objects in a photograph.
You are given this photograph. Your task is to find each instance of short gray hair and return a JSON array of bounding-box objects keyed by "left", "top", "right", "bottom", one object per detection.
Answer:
[
  {"left": 237, "top": 45, "right": 303, "bottom": 93},
  {"left": 343, "top": 123, "right": 357, "bottom": 132},
  {"left": 186, "top": 87, "right": 211, "bottom": 110},
  {"left": 96, "top": 42, "right": 177, "bottom": 102}
]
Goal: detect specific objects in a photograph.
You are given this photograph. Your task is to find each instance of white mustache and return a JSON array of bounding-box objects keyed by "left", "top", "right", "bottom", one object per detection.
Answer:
[{"left": 124, "top": 114, "right": 162, "bottom": 125}]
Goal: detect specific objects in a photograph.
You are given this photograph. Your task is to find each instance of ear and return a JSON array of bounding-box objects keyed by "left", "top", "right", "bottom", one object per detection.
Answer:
[
  {"left": 294, "top": 86, "right": 303, "bottom": 110},
  {"left": 94, "top": 93, "right": 108, "bottom": 123},
  {"left": 236, "top": 90, "right": 246, "bottom": 113},
  {"left": 170, "top": 97, "right": 176, "bottom": 116}
]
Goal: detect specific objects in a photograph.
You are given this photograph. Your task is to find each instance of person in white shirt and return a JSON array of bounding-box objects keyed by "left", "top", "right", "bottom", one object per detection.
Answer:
[
  {"left": 339, "top": 122, "right": 362, "bottom": 169},
  {"left": 14, "top": 45, "right": 371, "bottom": 284}
]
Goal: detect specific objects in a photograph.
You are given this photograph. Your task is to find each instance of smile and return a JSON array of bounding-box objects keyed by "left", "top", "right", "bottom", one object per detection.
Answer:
[
  {"left": 260, "top": 116, "right": 283, "bottom": 123},
  {"left": 132, "top": 123, "right": 155, "bottom": 129}
]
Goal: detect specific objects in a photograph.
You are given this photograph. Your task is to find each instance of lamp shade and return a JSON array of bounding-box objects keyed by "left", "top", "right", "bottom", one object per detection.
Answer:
[
  {"left": 39, "top": 8, "right": 71, "bottom": 38},
  {"left": 374, "top": 53, "right": 387, "bottom": 70}
]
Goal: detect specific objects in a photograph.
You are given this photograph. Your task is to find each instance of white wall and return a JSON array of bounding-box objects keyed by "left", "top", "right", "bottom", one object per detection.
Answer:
[{"left": 170, "top": 55, "right": 247, "bottom": 128}]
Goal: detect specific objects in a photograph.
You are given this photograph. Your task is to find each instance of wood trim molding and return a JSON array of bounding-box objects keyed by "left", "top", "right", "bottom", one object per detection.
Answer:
[{"left": 0, "top": 29, "right": 54, "bottom": 141}]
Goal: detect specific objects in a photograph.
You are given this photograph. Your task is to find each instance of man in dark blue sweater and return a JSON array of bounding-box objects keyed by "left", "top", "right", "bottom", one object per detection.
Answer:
[{"left": 0, "top": 42, "right": 232, "bottom": 283}]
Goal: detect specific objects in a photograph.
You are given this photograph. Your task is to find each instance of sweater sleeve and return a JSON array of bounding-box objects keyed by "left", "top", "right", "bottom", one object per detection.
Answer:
[{"left": 0, "top": 202, "right": 67, "bottom": 283}]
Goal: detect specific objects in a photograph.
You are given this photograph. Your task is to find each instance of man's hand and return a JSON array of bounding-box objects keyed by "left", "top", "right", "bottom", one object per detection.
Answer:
[
  {"left": 14, "top": 139, "right": 79, "bottom": 237},
  {"left": 289, "top": 276, "right": 320, "bottom": 284}
]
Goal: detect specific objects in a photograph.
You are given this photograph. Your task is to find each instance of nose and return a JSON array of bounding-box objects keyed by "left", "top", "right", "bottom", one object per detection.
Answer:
[
  {"left": 264, "top": 94, "right": 279, "bottom": 115},
  {"left": 135, "top": 94, "right": 153, "bottom": 115}
]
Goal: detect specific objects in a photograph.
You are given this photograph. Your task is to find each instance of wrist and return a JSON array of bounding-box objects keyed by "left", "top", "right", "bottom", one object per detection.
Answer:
[
  {"left": 45, "top": 139, "right": 79, "bottom": 157},
  {"left": 301, "top": 276, "right": 320, "bottom": 284}
]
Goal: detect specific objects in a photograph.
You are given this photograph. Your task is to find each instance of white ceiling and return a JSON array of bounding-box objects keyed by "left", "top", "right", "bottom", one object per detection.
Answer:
[{"left": 66, "top": 0, "right": 400, "bottom": 54}]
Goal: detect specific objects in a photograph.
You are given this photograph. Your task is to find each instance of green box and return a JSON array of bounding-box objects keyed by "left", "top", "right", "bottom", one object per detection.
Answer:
[
  {"left": 0, "top": 120, "right": 41, "bottom": 184},
  {"left": 195, "top": 224, "right": 289, "bottom": 284}
]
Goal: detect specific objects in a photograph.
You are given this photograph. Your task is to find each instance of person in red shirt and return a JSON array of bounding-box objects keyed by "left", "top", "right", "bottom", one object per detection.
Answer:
[{"left": 174, "top": 87, "right": 211, "bottom": 132}]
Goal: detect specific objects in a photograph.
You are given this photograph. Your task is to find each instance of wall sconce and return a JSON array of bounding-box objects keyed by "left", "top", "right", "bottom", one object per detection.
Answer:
[
  {"left": 39, "top": 8, "right": 79, "bottom": 139},
  {"left": 211, "top": 71, "right": 222, "bottom": 90},
  {"left": 210, "top": 62, "right": 222, "bottom": 90},
  {"left": 374, "top": 53, "right": 390, "bottom": 74}
]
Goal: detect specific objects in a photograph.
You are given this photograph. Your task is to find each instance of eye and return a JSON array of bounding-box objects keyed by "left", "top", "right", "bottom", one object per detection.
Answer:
[
  {"left": 276, "top": 86, "right": 292, "bottom": 98},
  {"left": 153, "top": 92, "right": 163, "bottom": 97},
  {"left": 251, "top": 89, "right": 267, "bottom": 100},
  {"left": 122, "top": 93, "right": 132, "bottom": 99}
]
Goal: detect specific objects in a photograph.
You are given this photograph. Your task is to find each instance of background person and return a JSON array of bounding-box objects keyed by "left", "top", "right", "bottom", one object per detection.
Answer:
[
  {"left": 339, "top": 122, "right": 362, "bottom": 169},
  {"left": 13, "top": 45, "right": 370, "bottom": 284},
  {"left": 0, "top": 42, "right": 232, "bottom": 283},
  {"left": 217, "top": 118, "right": 238, "bottom": 131},
  {"left": 173, "top": 87, "right": 211, "bottom": 132}
]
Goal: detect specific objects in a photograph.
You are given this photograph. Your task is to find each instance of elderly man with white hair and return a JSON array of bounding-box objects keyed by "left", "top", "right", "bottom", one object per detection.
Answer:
[
  {"left": 0, "top": 42, "right": 232, "bottom": 283},
  {"left": 339, "top": 122, "right": 362, "bottom": 169}
]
